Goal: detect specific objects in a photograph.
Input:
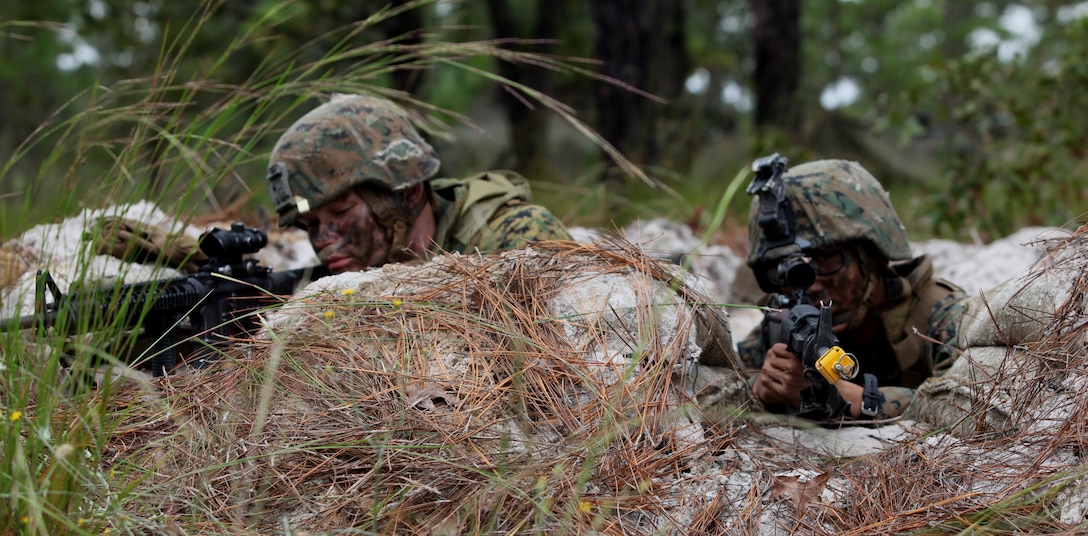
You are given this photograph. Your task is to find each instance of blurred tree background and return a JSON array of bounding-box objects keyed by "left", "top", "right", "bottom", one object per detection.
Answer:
[{"left": 1, "top": 0, "right": 1086, "bottom": 242}]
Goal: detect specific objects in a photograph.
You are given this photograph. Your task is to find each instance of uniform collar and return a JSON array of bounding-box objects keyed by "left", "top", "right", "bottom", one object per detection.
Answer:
[{"left": 875, "top": 254, "right": 934, "bottom": 344}]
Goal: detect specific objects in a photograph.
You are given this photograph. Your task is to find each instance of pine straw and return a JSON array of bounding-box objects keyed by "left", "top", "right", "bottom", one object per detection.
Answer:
[
  {"left": 101, "top": 240, "right": 740, "bottom": 534},
  {"left": 91, "top": 226, "right": 1088, "bottom": 534}
]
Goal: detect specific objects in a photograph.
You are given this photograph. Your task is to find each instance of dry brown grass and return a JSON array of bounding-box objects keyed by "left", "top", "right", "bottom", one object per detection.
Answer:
[
  {"left": 101, "top": 240, "right": 739, "bottom": 534},
  {"left": 88, "top": 225, "right": 1088, "bottom": 535}
]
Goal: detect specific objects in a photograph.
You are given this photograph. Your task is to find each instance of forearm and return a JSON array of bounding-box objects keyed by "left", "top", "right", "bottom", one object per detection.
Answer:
[
  {"left": 834, "top": 379, "right": 913, "bottom": 420},
  {"left": 834, "top": 379, "right": 864, "bottom": 418}
]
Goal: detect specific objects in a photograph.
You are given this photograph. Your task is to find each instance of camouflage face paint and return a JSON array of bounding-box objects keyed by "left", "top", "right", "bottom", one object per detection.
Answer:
[
  {"left": 806, "top": 248, "right": 867, "bottom": 328},
  {"left": 302, "top": 190, "right": 389, "bottom": 274}
]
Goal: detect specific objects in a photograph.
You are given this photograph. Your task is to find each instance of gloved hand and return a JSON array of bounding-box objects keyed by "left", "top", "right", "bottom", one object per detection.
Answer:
[
  {"left": 0, "top": 246, "right": 30, "bottom": 289},
  {"left": 90, "top": 216, "right": 208, "bottom": 274}
]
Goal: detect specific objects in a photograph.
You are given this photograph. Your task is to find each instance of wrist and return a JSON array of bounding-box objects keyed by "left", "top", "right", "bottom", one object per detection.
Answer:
[
  {"left": 750, "top": 373, "right": 770, "bottom": 405},
  {"left": 832, "top": 378, "right": 862, "bottom": 418},
  {"left": 860, "top": 373, "right": 884, "bottom": 418}
]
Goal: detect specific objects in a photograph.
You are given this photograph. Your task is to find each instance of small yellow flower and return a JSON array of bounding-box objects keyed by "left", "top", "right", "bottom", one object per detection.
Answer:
[
  {"left": 579, "top": 500, "right": 593, "bottom": 514},
  {"left": 78, "top": 518, "right": 88, "bottom": 527},
  {"left": 341, "top": 288, "right": 355, "bottom": 296},
  {"left": 9, "top": 410, "right": 22, "bottom": 422},
  {"left": 21, "top": 515, "right": 29, "bottom": 524},
  {"left": 392, "top": 298, "right": 403, "bottom": 308},
  {"left": 324, "top": 310, "right": 335, "bottom": 319}
]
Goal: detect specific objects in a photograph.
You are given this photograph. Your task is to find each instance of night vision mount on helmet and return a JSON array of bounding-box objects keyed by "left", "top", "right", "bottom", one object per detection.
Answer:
[{"left": 747, "top": 154, "right": 861, "bottom": 420}]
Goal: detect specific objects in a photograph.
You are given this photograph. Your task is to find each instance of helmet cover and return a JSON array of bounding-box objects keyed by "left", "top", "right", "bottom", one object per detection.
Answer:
[
  {"left": 267, "top": 94, "right": 440, "bottom": 228},
  {"left": 746, "top": 159, "right": 912, "bottom": 290}
]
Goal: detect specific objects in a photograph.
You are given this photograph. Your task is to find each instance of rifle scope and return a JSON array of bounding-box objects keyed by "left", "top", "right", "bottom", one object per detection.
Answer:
[
  {"left": 199, "top": 223, "right": 268, "bottom": 259},
  {"left": 775, "top": 253, "right": 816, "bottom": 291}
]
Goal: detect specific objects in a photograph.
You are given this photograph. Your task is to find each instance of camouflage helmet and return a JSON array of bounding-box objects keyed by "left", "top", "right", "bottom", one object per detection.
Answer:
[
  {"left": 267, "top": 94, "right": 441, "bottom": 228},
  {"left": 746, "top": 159, "right": 912, "bottom": 290}
]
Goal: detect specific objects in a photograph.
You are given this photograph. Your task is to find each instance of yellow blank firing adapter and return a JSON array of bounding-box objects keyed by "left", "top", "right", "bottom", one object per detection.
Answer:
[{"left": 815, "top": 346, "right": 858, "bottom": 384}]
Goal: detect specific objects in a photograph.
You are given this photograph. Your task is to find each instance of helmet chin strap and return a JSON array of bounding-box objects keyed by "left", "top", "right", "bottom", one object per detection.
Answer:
[
  {"left": 356, "top": 186, "right": 427, "bottom": 264},
  {"left": 846, "top": 246, "right": 878, "bottom": 331}
]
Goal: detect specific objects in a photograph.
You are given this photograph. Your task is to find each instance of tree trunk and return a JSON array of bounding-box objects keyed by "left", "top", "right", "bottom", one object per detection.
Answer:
[
  {"left": 589, "top": 0, "right": 653, "bottom": 191},
  {"left": 647, "top": 1, "right": 689, "bottom": 107},
  {"left": 484, "top": 0, "right": 558, "bottom": 177},
  {"left": 750, "top": 0, "right": 802, "bottom": 131},
  {"left": 374, "top": 6, "right": 426, "bottom": 95},
  {"left": 645, "top": 0, "right": 691, "bottom": 171}
]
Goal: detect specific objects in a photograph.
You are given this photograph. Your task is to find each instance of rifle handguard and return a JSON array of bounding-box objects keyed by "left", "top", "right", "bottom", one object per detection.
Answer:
[{"left": 814, "top": 345, "right": 858, "bottom": 384}]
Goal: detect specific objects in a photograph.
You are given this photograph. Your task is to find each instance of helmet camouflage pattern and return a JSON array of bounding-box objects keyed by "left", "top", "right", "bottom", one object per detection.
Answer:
[
  {"left": 267, "top": 94, "right": 441, "bottom": 228},
  {"left": 746, "top": 159, "right": 912, "bottom": 280}
]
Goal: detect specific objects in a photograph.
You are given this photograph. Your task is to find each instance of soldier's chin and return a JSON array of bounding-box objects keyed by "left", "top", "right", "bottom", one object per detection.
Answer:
[
  {"left": 326, "top": 256, "right": 354, "bottom": 273},
  {"left": 831, "top": 309, "right": 856, "bottom": 328}
]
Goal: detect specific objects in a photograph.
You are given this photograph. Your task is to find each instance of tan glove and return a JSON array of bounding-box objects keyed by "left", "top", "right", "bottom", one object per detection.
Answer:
[
  {"left": 90, "top": 216, "right": 209, "bottom": 274},
  {"left": 0, "top": 246, "right": 30, "bottom": 289}
]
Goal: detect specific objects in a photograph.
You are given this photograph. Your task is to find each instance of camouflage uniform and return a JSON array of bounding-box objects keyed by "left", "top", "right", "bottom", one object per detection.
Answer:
[
  {"left": 429, "top": 171, "right": 570, "bottom": 256},
  {"left": 740, "top": 158, "right": 967, "bottom": 420},
  {"left": 266, "top": 94, "right": 568, "bottom": 262}
]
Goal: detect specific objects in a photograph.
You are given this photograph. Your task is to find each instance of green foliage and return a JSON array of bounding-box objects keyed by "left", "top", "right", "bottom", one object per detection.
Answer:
[
  {"left": 423, "top": 56, "right": 495, "bottom": 112},
  {"left": 7, "top": 0, "right": 1088, "bottom": 241},
  {"left": 902, "top": 15, "right": 1088, "bottom": 239},
  {"left": 0, "top": 327, "right": 119, "bottom": 534},
  {"left": 9, "top": 6, "right": 547, "bottom": 227},
  {"left": 0, "top": 7, "right": 646, "bottom": 529}
]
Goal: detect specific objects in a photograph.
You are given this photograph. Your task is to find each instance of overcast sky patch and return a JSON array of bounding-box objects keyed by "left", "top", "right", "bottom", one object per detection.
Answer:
[
  {"left": 721, "top": 80, "right": 752, "bottom": 112},
  {"left": 968, "top": 4, "right": 1041, "bottom": 61},
  {"left": 685, "top": 68, "right": 710, "bottom": 94}
]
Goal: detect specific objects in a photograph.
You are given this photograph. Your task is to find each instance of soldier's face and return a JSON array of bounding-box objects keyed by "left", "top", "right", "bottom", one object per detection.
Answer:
[
  {"left": 299, "top": 189, "right": 388, "bottom": 274},
  {"left": 805, "top": 247, "right": 867, "bottom": 328}
]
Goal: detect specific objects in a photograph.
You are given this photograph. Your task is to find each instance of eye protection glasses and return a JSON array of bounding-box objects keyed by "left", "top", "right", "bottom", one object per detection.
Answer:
[{"left": 806, "top": 248, "right": 847, "bottom": 276}]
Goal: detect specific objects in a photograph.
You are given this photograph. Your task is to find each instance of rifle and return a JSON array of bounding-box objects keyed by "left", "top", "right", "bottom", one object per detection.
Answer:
[
  {"left": 747, "top": 154, "right": 859, "bottom": 419},
  {"left": 1, "top": 223, "right": 327, "bottom": 376}
]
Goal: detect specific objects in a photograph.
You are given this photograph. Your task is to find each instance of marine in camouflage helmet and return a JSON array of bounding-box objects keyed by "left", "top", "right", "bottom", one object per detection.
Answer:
[
  {"left": 264, "top": 94, "right": 571, "bottom": 274},
  {"left": 267, "top": 94, "right": 440, "bottom": 229},
  {"left": 746, "top": 159, "right": 912, "bottom": 294},
  {"left": 737, "top": 157, "right": 967, "bottom": 423}
]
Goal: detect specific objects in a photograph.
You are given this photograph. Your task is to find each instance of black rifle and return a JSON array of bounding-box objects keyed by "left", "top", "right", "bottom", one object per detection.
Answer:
[
  {"left": 2, "top": 223, "right": 327, "bottom": 376},
  {"left": 747, "top": 154, "right": 859, "bottom": 419}
]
